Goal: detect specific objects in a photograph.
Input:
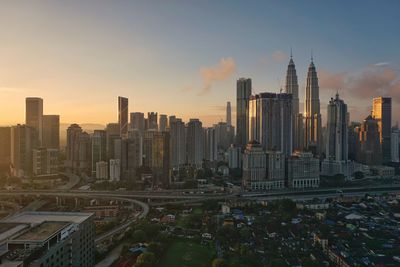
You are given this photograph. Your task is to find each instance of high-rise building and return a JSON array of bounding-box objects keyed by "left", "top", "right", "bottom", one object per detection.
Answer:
[
  {"left": 121, "top": 130, "right": 143, "bottom": 180},
  {"left": 130, "top": 112, "right": 145, "bottom": 134},
  {"left": 372, "top": 97, "right": 392, "bottom": 163},
  {"left": 159, "top": 114, "right": 168, "bottom": 132},
  {"left": 152, "top": 131, "right": 170, "bottom": 185},
  {"left": 322, "top": 93, "right": 351, "bottom": 177},
  {"left": 204, "top": 127, "right": 218, "bottom": 161},
  {"left": 42, "top": 115, "right": 60, "bottom": 150},
  {"left": 0, "top": 211, "right": 95, "bottom": 267},
  {"left": 91, "top": 130, "right": 107, "bottom": 177},
  {"left": 356, "top": 115, "right": 382, "bottom": 165},
  {"left": 226, "top": 101, "right": 232, "bottom": 126},
  {"left": 214, "top": 122, "right": 233, "bottom": 151},
  {"left": 25, "top": 97, "right": 43, "bottom": 144},
  {"left": 227, "top": 145, "right": 242, "bottom": 169},
  {"left": 147, "top": 112, "right": 158, "bottom": 131},
  {"left": 186, "top": 119, "right": 204, "bottom": 167},
  {"left": 285, "top": 53, "right": 300, "bottom": 150},
  {"left": 169, "top": 118, "right": 186, "bottom": 168},
  {"left": 325, "top": 93, "right": 348, "bottom": 161},
  {"left": 304, "top": 58, "right": 322, "bottom": 154},
  {"left": 118, "top": 96, "right": 129, "bottom": 137},
  {"left": 32, "top": 148, "right": 59, "bottom": 176},
  {"left": 287, "top": 151, "right": 319, "bottom": 188},
  {"left": 109, "top": 159, "right": 121, "bottom": 181},
  {"left": 96, "top": 161, "right": 108, "bottom": 180},
  {"left": 105, "top": 123, "right": 120, "bottom": 160},
  {"left": 236, "top": 78, "right": 252, "bottom": 147},
  {"left": 10, "top": 125, "right": 36, "bottom": 177},
  {"left": 264, "top": 150, "right": 285, "bottom": 190},
  {"left": 242, "top": 141, "right": 266, "bottom": 190},
  {"left": 0, "top": 127, "right": 11, "bottom": 170},
  {"left": 391, "top": 129, "right": 399, "bottom": 163},
  {"left": 66, "top": 124, "right": 91, "bottom": 175},
  {"left": 248, "top": 92, "right": 293, "bottom": 157}
]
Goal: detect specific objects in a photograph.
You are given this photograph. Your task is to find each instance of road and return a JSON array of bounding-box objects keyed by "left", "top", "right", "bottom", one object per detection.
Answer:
[{"left": 57, "top": 172, "right": 81, "bottom": 190}]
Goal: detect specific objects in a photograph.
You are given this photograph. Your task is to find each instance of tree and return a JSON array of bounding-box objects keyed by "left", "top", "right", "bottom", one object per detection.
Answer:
[
  {"left": 147, "top": 242, "right": 163, "bottom": 256},
  {"left": 354, "top": 171, "right": 364, "bottom": 179},
  {"left": 132, "top": 229, "right": 147, "bottom": 243},
  {"left": 212, "top": 258, "right": 228, "bottom": 267},
  {"left": 135, "top": 252, "right": 156, "bottom": 267}
]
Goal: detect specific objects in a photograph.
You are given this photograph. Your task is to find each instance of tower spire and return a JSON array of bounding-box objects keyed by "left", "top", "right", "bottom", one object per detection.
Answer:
[
  {"left": 311, "top": 49, "right": 314, "bottom": 62},
  {"left": 290, "top": 46, "right": 293, "bottom": 59}
]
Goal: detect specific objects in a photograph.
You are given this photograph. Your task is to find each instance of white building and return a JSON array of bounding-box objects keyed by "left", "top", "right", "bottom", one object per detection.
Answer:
[
  {"left": 287, "top": 151, "right": 319, "bottom": 188},
  {"left": 109, "top": 159, "right": 121, "bottom": 181},
  {"left": 95, "top": 161, "right": 108, "bottom": 180}
]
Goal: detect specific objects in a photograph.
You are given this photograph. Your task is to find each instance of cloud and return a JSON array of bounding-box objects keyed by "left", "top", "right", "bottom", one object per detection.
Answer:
[
  {"left": 272, "top": 50, "right": 288, "bottom": 62},
  {"left": 199, "top": 57, "right": 236, "bottom": 95},
  {"left": 180, "top": 86, "right": 193, "bottom": 93},
  {"left": 374, "top": 62, "right": 390, "bottom": 67},
  {"left": 318, "top": 65, "right": 400, "bottom": 102}
]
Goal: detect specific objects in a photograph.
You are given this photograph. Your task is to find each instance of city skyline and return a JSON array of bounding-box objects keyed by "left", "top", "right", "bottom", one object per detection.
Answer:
[{"left": 1, "top": 1, "right": 400, "bottom": 126}]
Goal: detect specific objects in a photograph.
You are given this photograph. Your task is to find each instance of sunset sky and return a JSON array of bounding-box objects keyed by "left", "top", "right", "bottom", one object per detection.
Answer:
[{"left": 1, "top": 1, "right": 400, "bottom": 127}]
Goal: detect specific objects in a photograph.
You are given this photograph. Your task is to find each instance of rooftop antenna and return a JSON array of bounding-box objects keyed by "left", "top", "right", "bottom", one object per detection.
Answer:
[
  {"left": 311, "top": 49, "right": 314, "bottom": 62},
  {"left": 290, "top": 46, "right": 293, "bottom": 59}
]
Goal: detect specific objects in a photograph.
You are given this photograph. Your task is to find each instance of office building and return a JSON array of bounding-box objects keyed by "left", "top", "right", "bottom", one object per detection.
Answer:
[
  {"left": 118, "top": 96, "right": 129, "bottom": 137},
  {"left": 391, "top": 129, "right": 399, "bottom": 163},
  {"left": 32, "top": 148, "right": 59, "bottom": 176},
  {"left": 204, "top": 127, "right": 218, "bottom": 161},
  {"left": 169, "top": 118, "right": 186, "bottom": 168},
  {"left": 42, "top": 115, "right": 60, "bottom": 150},
  {"left": 0, "top": 211, "right": 95, "bottom": 267},
  {"left": 66, "top": 124, "right": 91, "bottom": 175},
  {"left": 287, "top": 151, "right": 319, "bottom": 188},
  {"left": 226, "top": 101, "right": 232, "bottom": 126},
  {"left": 10, "top": 125, "right": 36, "bottom": 177},
  {"left": 91, "top": 130, "right": 107, "bottom": 177},
  {"left": 105, "top": 123, "right": 120, "bottom": 160},
  {"left": 264, "top": 150, "right": 285, "bottom": 190},
  {"left": 248, "top": 92, "right": 293, "bottom": 157},
  {"left": 242, "top": 141, "right": 266, "bottom": 190},
  {"left": 356, "top": 115, "right": 382, "bottom": 165},
  {"left": 130, "top": 112, "right": 145, "bottom": 134},
  {"left": 186, "top": 119, "right": 204, "bottom": 167},
  {"left": 304, "top": 58, "right": 322, "bottom": 154},
  {"left": 236, "top": 78, "right": 252, "bottom": 147},
  {"left": 152, "top": 131, "right": 170, "bottom": 185},
  {"left": 25, "top": 97, "right": 43, "bottom": 144},
  {"left": 0, "top": 127, "right": 11, "bottom": 170},
  {"left": 121, "top": 130, "right": 143, "bottom": 180},
  {"left": 372, "top": 97, "right": 392, "bottom": 163},
  {"left": 285, "top": 53, "right": 300, "bottom": 150},
  {"left": 159, "top": 114, "right": 168, "bottom": 132}
]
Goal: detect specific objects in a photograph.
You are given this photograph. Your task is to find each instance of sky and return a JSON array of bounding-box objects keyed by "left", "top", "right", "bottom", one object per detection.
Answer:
[{"left": 0, "top": 0, "right": 400, "bottom": 127}]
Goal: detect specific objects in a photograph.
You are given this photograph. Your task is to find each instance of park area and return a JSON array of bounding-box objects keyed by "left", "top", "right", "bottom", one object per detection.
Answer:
[{"left": 159, "top": 240, "right": 214, "bottom": 267}]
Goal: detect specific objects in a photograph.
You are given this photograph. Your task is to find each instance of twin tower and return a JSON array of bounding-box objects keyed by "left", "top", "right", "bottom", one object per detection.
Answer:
[
  {"left": 236, "top": 53, "right": 322, "bottom": 155},
  {"left": 286, "top": 53, "right": 322, "bottom": 154}
]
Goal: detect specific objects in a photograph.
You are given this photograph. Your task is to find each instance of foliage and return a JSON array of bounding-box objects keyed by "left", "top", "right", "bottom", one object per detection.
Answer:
[{"left": 135, "top": 252, "right": 156, "bottom": 267}]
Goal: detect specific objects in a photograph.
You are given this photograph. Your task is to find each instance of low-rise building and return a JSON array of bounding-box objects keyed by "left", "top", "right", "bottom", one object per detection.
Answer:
[{"left": 287, "top": 151, "right": 319, "bottom": 188}]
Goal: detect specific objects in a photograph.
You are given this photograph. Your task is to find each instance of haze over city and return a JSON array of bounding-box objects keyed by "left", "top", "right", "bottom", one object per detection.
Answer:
[{"left": 1, "top": 0, "right": 400, "bottom": 126}]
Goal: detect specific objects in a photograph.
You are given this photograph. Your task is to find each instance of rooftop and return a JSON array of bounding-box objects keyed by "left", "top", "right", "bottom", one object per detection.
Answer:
[
  {"left": 12, "top": 221, "right": 70, "bottom": 242},
  {"left": 0, "top": 223, "right": 29, "bottom": 244},
  {"left": 2, "top": 211, "right": 93, "bottom": 225}
]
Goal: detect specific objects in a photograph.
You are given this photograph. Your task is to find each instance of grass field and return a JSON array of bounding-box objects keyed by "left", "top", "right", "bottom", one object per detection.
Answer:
[{"left": 158, "top": 240, "right": 214, "bottom": 267}]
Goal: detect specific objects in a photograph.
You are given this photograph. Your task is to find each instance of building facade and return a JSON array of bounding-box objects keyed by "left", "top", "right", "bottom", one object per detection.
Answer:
[
  {"left": 372, "top": 97, "right": 392, "bottom": 164},
  {"left": 236, "top": 78, "right": 252, "bottom": 147},
  {"left": 287, "top": 151, "right": 319, "bottom": 188}
]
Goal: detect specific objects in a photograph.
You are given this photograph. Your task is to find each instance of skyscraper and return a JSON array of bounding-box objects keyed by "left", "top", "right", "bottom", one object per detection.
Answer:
[
  {"left": 130, "top": 112, "right": 145, "bottom": 134},
  {"left": 152, "top": 131, "right": 170, "bottom": 185},
  {"left": 285, "top": 53, "right": 300, "bottom": 150},
  {"left": 0, "top": 127, "right": 11, "bottom": 170},
  {"left": 91, "top": 130, "right": 107, "bottom": 177},
  {"left": 147, "top": 112, "right": 158, "bottom": 130},
  {"left": 357, "top": 115, "right": 382, "bottom": 165},
  {"left": 248, "top": 93, "right": 293, "bottom": 157},
  {"left": 66, "top": 124, "right": 91, "bottom": 174},
  {"left": 322, "top": 93, "right": 350, "bottom": 177},
  {"left": 226, "top": 101, "right": 232, "bottom": 126},
  {"left": 105, "top": 123, "right": 120, "bottom": 160},
  {"left": 372, "top": 97, "right": 392, "bottom": 164},
  {"left": 42, "top": 115, "right": 60, "bottom": 150},
  {"left": 118, "top": 96, "right": 128, "bottom": 137},
  {"left": 169, "top": 118, "right": 186, "bottom": 168},
  {"left": 121, "top": 130, "right": 143, "bottom": 180},
  {"left": 10, "top": 125, "right": 36, "bottom": 177},
  {"left": 26, "top": 97, "right": 43, "bottom": 144},
  {"left": 304, "top": 58, "right": 322, "bottom": 154},
  {"left": 186, "top": 119, "right": 204, "bottom": 167},
  {"left": 159, "top": 114, "right": 168, "bottom": 132},
  {"left": 236, "top": 78, "right": 252, "bottom": 147},
  {"left": 325, "top": 93, "right": 348, "bottom": 161}
]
